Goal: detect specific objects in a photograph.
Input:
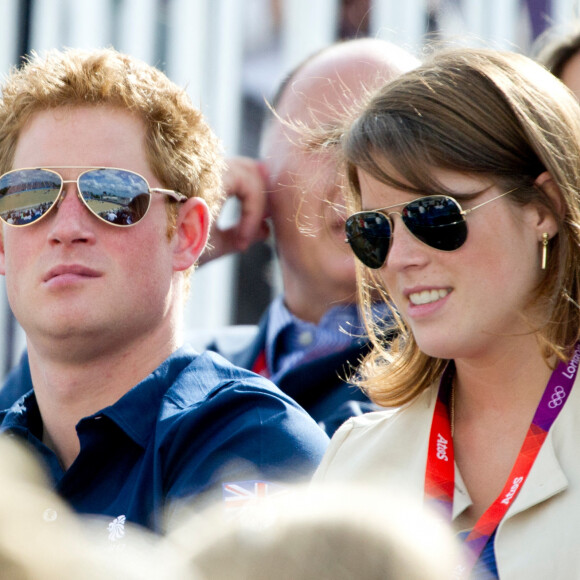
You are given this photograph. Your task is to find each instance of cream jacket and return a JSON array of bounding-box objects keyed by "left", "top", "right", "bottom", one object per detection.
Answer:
[{"left": 313, "top": 377, "right": 580, "bottom": 580}]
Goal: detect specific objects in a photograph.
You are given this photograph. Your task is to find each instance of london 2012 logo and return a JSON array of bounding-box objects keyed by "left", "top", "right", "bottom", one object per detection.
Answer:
[{"left": 548, "top": 385, "right": 567, "bottom": 409}]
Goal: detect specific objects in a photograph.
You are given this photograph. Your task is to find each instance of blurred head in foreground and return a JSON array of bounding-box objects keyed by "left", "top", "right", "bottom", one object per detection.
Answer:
[
  {"left": 167, "top": 483, "right": 461, "bottom": 580},
  {"left": 0, "top": 436, "right": 186, "bottom": 579}
]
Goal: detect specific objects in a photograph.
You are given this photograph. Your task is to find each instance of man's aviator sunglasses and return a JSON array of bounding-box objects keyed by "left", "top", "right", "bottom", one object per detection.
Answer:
[
  {"left": 345, "top": 189, "right": 516, "bottom": 269},
  {"left": 0, "top": 167, "right": 187, "bottom": 228}
]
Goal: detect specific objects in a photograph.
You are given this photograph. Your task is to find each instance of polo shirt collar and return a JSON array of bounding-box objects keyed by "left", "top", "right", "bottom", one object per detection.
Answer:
[
  {"left": 99, "top": 344, "right": 196, "bottom": 448},
  {"left": 2, "top": 345, "right": 198, "bottom": 450}
]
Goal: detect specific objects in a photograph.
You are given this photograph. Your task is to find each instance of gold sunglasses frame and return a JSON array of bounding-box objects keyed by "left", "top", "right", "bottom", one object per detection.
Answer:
[{"left": 0, "top": 166, "right": 187, "bottom": 228}]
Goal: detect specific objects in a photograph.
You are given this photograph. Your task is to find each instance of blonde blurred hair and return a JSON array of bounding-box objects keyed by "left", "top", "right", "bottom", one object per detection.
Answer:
[
  {"left": 0, "top": 436, "right": 189, "bottom": 579},
  {"left": 167, "top": 483, "right": 461, "bottom": 580}
]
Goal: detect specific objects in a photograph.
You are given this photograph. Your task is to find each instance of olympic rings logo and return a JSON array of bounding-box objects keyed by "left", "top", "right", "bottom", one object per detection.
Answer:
[{"left": 548, "top": 385, "right": 567, "bottom": 409}]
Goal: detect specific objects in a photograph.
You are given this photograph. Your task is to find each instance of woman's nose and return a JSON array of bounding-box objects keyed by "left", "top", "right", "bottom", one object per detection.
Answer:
[{"left": 384, "top": 214, "right": 430, "bottom": 271}]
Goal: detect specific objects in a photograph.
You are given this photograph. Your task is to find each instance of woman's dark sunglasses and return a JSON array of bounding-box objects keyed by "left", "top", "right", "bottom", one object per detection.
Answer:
[
  {"left": 0, "top": 167, "right": 187, "bottom": 227},
  {"left": 345, "top": 189, "right": 515, "bottom": 269}
]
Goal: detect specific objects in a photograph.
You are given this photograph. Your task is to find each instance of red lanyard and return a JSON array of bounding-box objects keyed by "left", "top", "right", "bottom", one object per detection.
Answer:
[
  {"left": 425, "top": 343, "right": 580, "bottom": 577},
  {"left": 251, "top": 349, "right": 269, "bottom": 378}
]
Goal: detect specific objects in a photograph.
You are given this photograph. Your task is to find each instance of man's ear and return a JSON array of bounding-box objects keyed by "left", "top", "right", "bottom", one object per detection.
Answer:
[
  {"left": 533, "top": 171, "right": 563, "bottom": 238},
  {"left": 172, "top": 197, "right": 210, "bottom": 272}
]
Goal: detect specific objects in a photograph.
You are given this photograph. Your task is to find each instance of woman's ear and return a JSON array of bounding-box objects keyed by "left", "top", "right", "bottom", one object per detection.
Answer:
[
  {"left": 533, "top": 171, "right": 563, "bottom": 238},
  {"left": 172, "top": 197, "right": 210, "bottom": 272},
  {"left": 535, "top": 171, "right": 565, "bottom": 217}
]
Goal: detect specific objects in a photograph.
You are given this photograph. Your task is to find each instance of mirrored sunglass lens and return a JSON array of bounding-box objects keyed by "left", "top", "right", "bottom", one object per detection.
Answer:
[
  {"left": 345, "top": 212, "right": 391, "bottom": 269},
  {"left": 0, "top": 169, "right": 61, "bottom": 225},
  {"left": 402, "top": 196, "right": 467, "bottom": 251},
  {"left": 78, "top": 169, "right": 151, "bottom": 226}
]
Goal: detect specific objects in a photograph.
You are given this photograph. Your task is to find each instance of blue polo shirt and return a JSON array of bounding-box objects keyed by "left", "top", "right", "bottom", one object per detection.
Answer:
[{"left": 0, "top": 345, "right": 329, "bottom": 533}]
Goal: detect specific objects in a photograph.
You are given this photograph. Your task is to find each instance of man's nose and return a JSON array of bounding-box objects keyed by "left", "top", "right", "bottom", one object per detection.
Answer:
[{"left": 46, "top": 183, "right": 96, "bottom": 244}]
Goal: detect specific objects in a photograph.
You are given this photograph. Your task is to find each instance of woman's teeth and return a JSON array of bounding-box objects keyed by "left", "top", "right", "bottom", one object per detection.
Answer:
[{"left": 409, "top": 289, "right": 450, "bottom": 305}]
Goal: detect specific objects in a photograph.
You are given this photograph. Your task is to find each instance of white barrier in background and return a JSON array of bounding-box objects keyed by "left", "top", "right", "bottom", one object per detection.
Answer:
[
  {"left": 371, "top": 0, "right": 428, "bottom": 52},
  {"left": 0, "top": 0, "right": 19, "bottom": 74},
  {"left": 281, "top": 0, "right": 339, "bottom": 71}
]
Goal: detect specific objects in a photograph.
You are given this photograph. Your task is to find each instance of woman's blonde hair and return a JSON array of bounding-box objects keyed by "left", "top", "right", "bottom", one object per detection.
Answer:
[{"left": 340, "top": 47, "right": 580, "bottom": 406}]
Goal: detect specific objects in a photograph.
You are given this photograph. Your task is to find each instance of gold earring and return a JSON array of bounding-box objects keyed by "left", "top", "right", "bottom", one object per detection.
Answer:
[{"left": 541, "top": 233, "right": 549, "bottom": 270}]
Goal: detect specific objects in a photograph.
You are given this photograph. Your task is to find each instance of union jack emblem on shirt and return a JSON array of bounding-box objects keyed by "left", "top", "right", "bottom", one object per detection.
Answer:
[{"left": 222, "top": 480, "right": 288, "bottom": 513}]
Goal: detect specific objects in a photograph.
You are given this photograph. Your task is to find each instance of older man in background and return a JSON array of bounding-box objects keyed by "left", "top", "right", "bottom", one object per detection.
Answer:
[{"left": 208, "top": 38, "right": 419, "bottom": 434}]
